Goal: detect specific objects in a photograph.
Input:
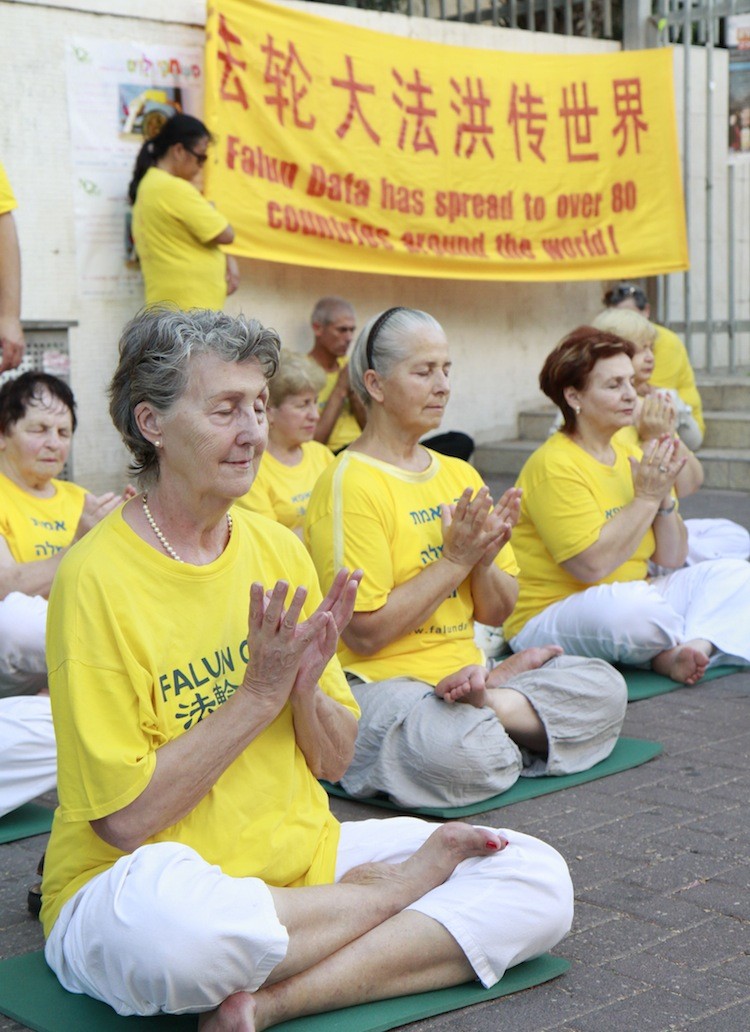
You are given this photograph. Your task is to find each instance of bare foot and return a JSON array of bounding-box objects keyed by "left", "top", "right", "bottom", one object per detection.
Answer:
[
  {"left": 341, "top": 823, "right": 507, "bottom": 898},
  {"left": 434, "top": 665, "right": 489, "bottom": 707},
  {"left": 198, "top": 992, "right": 257, "bottom": 1031},
  {"left": 487, "top": 645, "right": 564, "bottom": 688},
  {"left": 652, "top": 639, "right": 712, "bottom": 685}
]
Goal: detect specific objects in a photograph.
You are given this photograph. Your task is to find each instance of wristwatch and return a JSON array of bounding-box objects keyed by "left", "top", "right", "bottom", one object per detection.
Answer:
[{"left": 656, "top": 499, "right": 677, "bottom": 516}]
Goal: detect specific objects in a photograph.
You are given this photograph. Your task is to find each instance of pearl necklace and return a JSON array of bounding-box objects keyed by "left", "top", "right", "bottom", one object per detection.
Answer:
[{"left": 142, "top": 493, "right": 232, "bottom": 563}]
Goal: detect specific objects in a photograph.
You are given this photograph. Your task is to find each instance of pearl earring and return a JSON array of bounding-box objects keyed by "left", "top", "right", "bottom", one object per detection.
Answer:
[
  {"left": 154, "top": 440, "right": 161, "bottom": 448},
  {"left": 574, "top": 406, "right": 581, "bottom": 415}
]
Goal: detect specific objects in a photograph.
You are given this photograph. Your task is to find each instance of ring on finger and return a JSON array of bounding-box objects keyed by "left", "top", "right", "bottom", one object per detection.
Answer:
[{"left": 658, "top": 465, "right": 668, "bottom": 473}]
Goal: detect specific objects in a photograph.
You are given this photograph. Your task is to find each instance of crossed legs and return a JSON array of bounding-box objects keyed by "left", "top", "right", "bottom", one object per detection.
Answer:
[{"left": 46, "top": 820, "right": 573, "bottom": 1027}]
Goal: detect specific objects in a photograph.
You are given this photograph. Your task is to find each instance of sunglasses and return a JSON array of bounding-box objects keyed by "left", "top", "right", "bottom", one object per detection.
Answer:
[{"left": 185, "top": 147, "right": 208, "bottom": 166}]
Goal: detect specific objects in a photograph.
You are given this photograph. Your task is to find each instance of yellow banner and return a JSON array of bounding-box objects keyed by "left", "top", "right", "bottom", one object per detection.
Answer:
[{"left": 204, "top": 0, "right": 688, "bottom": 281}]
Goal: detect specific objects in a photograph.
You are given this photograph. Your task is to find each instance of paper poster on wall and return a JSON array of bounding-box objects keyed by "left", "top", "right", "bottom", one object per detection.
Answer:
[
  {"left": 65, "top": 38, "right": 204, "bottom": 298},
  {"left": 728, "top": 15, "right": 750, "bottom": 164},
  {"left": 204, "top": 0, "right": 688, "bottom": 282}
]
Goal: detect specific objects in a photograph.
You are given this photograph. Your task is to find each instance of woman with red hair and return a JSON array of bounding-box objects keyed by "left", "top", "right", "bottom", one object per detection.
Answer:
[{"left": 506, "top": 327, "right": 750, "bottom": 686}]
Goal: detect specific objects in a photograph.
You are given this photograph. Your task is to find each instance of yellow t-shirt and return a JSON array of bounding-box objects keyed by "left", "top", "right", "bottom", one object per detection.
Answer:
[
  {"left": 237, "top": 441, "right": 334, "bottom": 533},
  {"left": 0, "top": 473, "right": 87, "bottom": 563},
  {"left": 131, "top": 167, "right": 229, "bottom": 309},
  {"left": 652, "top": 323, "right": 705, "bottom": 435},
  {"left": 0, "top": 162, "right": 16, "bottom": 215},
  {"left": 504, "top": 432, "right": 655, "bottom": 640},
  {"left": 41, "top": 507, "right": 358, "bottom": 936},
  {"left": 317, "top": 358, "right": 361, "bottom": 453},
  {"left": 306, "top": 449, "right": 519, "bottom": 685}
]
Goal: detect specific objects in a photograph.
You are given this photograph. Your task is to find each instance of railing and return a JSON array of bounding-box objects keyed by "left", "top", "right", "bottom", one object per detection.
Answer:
[{"left": 313, "top": 0, "right": 619, "bottom": 37}]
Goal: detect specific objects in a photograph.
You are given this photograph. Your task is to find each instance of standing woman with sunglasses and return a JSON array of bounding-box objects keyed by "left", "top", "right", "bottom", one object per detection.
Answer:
[{"left": 128, "top": 114, "right": 238, "bottom": 310}]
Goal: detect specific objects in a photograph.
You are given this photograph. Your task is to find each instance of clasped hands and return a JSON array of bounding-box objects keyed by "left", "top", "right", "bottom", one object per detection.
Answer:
[
  {"left": 242, "top": 567, "right": 362, "bottom": 706},
  {"left": 636, "top": 391, "right": 676, "bottom": 442},
  {"left": 630, "top": 433, "right": 686, "bottom": 508},
  {"left": 441, "top": 485, "right": 521, "bottom": 570}
]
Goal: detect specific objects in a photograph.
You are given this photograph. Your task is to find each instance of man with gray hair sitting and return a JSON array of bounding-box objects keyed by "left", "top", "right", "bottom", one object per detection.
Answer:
[{"left": 307, "top": 296, "right": 365, "bottom": 453}]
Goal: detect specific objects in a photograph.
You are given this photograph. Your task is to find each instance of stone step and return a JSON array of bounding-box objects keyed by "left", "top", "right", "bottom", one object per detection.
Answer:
[
  {"left": 475, "top": 439, "right": 750, "bottom": 491},
  {"left": 474, "top": 439, "right": 536, "bottom": 478},
  {"left": 693, "top": 377, "right": 750, "bottom": 412},
  {"left": 518, "top": 407, "right": 557, "bottom": 440},
  {"left": 516, "top": 403, "right": 750, "bottom": 449},
  {"left": 693, "top": 448, "right": 750, "bottom": 491},
  {"left": 696, "top": 376, "right": 750, "bottom": 412},
  {"left": 702, "top": 410, "right": 750, "bottom": 449}
]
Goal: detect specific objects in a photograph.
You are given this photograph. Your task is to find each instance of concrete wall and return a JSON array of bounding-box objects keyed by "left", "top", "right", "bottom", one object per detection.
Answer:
[
  {"left": 1, "top": 0, "right": 635, "bottom": 492},
  {"left": 1, "top": 0, "right": 204, "bottom": 491}
]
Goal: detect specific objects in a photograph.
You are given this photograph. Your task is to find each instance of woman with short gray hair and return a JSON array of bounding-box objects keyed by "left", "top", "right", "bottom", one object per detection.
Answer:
[
  {"left": 41, "top": 305, "right": 573, "bottom": 1028},
  {"left": 306, "top": 307, "right": 626, "bottom": 809}
]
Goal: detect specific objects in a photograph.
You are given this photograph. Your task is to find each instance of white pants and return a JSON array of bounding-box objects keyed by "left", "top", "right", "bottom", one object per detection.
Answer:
[
  {"left": 45, "top": 819, "right": 573, "bottom": 1017},
  {"left": 649, "top": 518, "right": 750, "bottom": 576},
  {"left": 0, "top": 592, "right": 48, "bottom": 698},
  {"left": 510, "top": 558, "right": 750, "bottom": 668},
  {"left": 685, "top": 518, "right": 750, "bottom": 565},
  {"left": 0, "top": 694, "right": 57, "bottom": 818}
]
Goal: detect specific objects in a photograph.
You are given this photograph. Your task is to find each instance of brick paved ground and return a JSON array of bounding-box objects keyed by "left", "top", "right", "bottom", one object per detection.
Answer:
[{"left": 1, "top": 487, "right": 748, "bottom": 1031}]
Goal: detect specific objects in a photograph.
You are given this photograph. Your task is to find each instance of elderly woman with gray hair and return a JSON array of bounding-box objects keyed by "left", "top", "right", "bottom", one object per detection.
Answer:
[
  {"left": 40, "top": 306, "right": 573, "bottom": 1030},
  {"left": 306, "top": 307, "right": 626, "bottom": 810}
]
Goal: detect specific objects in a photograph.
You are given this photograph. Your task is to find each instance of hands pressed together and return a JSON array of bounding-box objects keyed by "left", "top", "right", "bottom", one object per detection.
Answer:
[
  {"left": 242, "top": 568, "right": 362, "bottom": 708},
  {"left": 441, "top": 485, "right": 521, "bottom": 571},
  {"left": 239, "top": 483, "right": 517, "bottom": 712},
  {"left": 636, "top": 392, "right": 676, "bottom": 442},
  {"left": 630, "top": 433, "right": 686, "bottom": 510}
]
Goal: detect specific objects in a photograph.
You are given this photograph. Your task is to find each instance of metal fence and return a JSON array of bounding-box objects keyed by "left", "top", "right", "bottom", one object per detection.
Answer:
[
  {"left": 316, "top": 0, "right": 618, "bottom": 37},
  {"left": 651, "top": 0, "right": 750, "bottom": 371}
]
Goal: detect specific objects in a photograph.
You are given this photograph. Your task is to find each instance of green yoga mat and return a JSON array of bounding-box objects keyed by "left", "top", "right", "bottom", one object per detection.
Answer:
[
  {"left": 323, "top": 736, "right": 661, "bottom": 818},
  {"left": 0, "top": 803, "right": 53, "bottom": 845},
  {"left": 622, "top": 663, "right": 744, "bottom": 702},
  {"left": 0, "top": 949, "right": 568, "bottom": 1032}
]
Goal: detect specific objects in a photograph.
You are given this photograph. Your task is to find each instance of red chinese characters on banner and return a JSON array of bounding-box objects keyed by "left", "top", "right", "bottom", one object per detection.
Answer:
[
  {"left": 261, "top": 35, "right": 315, "bottom": 129},
  {"left": 217, "top": 14, "right": 249, "bottom": 109},
  {"left": 331, "top": 56, "right": 381, "bottom": 144},
  {"left": 391, "top": 68, "right": 439, "bottom": 154},
  {"left": 612, "top": 79, "right": 649, "bottom": 155},
  {"left": 508, "top": 83, "right": 547, "bottom": 162},
  {"left": 559, "top": 83, "right": 599, "bottom": 162},
  {"left": 216, "top": 19, "right": 652, "bottom": 166},
  {"left": 450, "top": 77, "right": 495, "bottom": 158}
]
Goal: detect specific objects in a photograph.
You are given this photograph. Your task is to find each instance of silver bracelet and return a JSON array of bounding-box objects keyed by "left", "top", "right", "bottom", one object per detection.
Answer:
[{"left": 656, "top": 499, "right": 677, "bottom": 516}]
